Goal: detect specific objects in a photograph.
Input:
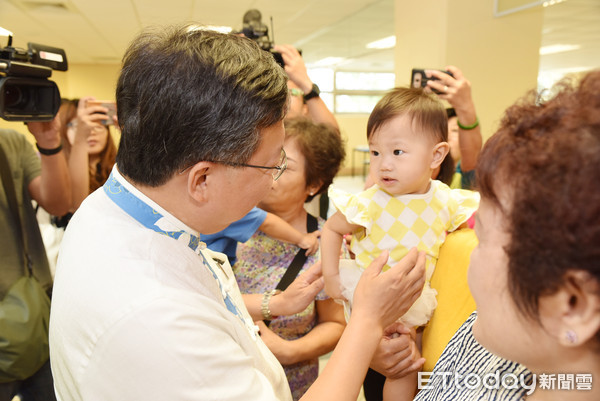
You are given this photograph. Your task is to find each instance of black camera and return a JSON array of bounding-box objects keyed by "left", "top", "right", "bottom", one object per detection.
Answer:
[
  {"left": 241, "top": 9, "right": 286, "bottom": 67},
  {"left": 0, "top": 34, "right": 68, "bottom": 122}
]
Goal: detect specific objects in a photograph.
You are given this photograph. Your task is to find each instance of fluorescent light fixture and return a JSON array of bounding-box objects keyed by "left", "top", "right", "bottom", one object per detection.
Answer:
[
  {"left": 539, "top": 44, "right": 581, "bottom": 55},
  {"left": 187, "top": 25, "right": 232, "bottom": 34},
  {"left": 366, "top": 35, "right": 396, "bottom": 49},
  {"left": 543, "top": 0, "right": 567, "bottom": 7},
  {"left": 204, "top": 26, "right": 233, "bottom": 34},
  {"left": 0, "top": 27, "right": 13, "bottom": 37},
  {"left": 310, "top": 57, "right": 346, "bottom": 67}
]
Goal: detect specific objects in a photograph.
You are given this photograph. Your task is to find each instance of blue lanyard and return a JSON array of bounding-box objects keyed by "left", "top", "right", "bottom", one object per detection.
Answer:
[{"left": 103, "top": 172, "right": 255, "bottom": 335}]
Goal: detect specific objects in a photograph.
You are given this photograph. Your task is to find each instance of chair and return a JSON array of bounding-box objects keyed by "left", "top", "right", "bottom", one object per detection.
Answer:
[{"left": 351, "top": 145, "right": 370, "bottom": 178}]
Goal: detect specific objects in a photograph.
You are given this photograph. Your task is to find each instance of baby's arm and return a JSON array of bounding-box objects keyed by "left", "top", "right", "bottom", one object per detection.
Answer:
[
  {"left": 321, "top": 211, "right": 360, "bottom": 299},
  {"left": 259, "top": 212, "right": 320, "bottom": 256}
]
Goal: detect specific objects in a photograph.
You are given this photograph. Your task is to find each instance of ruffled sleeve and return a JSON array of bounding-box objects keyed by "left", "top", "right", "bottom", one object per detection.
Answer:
[
  {"left": 328, "top": 187, "right": 374, "bottom": 230},
  {"left": 446, "top": 187, "right": 480, "bottom": 232}
]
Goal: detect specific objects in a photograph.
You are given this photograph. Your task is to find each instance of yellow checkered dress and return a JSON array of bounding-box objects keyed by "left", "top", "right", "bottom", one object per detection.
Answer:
[{"left": 330, "top": 180, "right": 480, "bottom": 326}]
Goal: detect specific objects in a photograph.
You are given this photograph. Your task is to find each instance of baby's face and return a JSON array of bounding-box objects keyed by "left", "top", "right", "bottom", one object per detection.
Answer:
[{"left": 368, "top": 114, "right": 437, "bottom": 196}]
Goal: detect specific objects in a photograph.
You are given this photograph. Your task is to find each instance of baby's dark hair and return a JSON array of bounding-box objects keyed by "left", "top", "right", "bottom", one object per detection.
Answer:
[{"left": 367, "top": 87, "right": 448, "bottom": 143}]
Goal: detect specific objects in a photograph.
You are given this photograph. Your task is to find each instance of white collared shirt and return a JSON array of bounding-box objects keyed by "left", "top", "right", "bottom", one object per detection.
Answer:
[{"left": 49, "top": 167, "right": 291, "bottom": 401}]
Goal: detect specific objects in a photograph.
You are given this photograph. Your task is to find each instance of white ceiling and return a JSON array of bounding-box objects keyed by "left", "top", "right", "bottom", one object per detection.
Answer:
[{"left": 0, "top": 0, "right": 598, "bottom": 74}]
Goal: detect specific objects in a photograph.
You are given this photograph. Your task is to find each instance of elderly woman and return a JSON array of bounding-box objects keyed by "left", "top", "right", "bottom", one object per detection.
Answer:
[
  {"left": 234, "top": 117, "right": 346, "bottom": 400},
  {"left": 410, "top": 70, "right": 600, "bottom": 400}
]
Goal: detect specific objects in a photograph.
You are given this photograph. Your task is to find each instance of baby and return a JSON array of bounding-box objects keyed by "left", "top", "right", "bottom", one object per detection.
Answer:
[{"left": 321, "top": 87, "right": 479, "bottom": 400}]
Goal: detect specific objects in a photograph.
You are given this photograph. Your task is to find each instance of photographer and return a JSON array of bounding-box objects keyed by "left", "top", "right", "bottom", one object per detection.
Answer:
[
  {"left": 274, "top": 44, "right": 339, "bottom": 130},
  {"left": 426, "top": 66, "right": 482, "bottom": 190},
  {"left": 0, "top": 116, "right": 69, "bottom": 401}
]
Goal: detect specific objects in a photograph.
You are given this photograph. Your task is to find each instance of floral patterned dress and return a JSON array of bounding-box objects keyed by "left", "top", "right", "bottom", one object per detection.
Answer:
[{"left": 234, "top": 216, "right": 328, "bottom": 401}]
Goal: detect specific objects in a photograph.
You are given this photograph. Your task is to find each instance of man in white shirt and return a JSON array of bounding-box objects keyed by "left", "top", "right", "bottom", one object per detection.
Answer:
[
  {"left": 49, "top": 23, "right": 427, "bottom": 401},
  {"left": 50, "top": 24, "right": 296, "bottom": 401}
]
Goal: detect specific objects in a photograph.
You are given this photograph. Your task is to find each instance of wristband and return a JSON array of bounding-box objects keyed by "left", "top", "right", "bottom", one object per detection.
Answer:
[
  {"left": 36, "top": 142, "right": 63, "bottom": 156},
  {"left": 261, "top": 289, "right": 278, "bottom": 320},
  {"left": 457, "top": 117, "right": 479, "bottom": 130},
  {"left": 303, "top": 83, "right": 320, "bottom": 101}
]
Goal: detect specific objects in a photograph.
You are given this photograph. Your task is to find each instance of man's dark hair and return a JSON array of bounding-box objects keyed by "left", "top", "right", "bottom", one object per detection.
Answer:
[{"left": 115, "top": 24, "right": 288, "bottom": 186}]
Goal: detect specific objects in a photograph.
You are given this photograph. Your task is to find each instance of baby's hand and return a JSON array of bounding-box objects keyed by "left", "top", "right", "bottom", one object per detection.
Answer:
[
  {"left": 324, "top": 274, "right": 346, "bottom": 301},
  {"left": 299, "top": 231, "right": 321, "bottom": 256}
]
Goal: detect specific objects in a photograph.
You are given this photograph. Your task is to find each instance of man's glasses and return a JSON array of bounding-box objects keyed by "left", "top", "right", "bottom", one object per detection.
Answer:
[{"left": 211, "top": 148, "right": 287, "bottom": 181}]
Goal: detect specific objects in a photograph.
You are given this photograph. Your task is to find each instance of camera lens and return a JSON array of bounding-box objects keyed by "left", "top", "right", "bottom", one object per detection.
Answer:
[{"left": 4, "top": 84, "right": 29, "bottom": 108}]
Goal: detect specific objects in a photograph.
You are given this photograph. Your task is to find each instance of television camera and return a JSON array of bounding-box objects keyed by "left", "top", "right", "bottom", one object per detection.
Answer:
[{"left": 0, "top": 31, "right": 67, "bottom": 122}]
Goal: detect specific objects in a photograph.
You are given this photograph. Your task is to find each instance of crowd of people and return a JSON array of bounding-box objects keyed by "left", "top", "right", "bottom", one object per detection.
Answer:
[{"left": 0, "top": 21, "right": 598, "bottom": 401}]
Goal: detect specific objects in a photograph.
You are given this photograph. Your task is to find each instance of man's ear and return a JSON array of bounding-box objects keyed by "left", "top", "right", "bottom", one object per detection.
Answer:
[
  {"left": 431, "top": 142, "right": 450, "bottom": 169},
  {"left": 186, "top": 162, "right": 213, "bottom": 204},
  {"left": 543, "top": 270, "right": 600, "bottom": 347}
]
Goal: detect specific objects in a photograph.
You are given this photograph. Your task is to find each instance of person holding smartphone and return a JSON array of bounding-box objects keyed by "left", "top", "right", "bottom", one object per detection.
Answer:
[{"left": 425, "top": 66, "right": 482, "bottom": 190}]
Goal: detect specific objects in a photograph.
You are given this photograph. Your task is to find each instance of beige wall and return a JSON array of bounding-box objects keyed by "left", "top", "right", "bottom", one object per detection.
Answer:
[
  {"left": 336, "top": 113, "right": 370, "bottom": 175},
  {"left": 395, "top": 0, "right": 543, "bottom": 141},
  {"left": 336, "top": 0, "right": 543, "bottom": 177}
]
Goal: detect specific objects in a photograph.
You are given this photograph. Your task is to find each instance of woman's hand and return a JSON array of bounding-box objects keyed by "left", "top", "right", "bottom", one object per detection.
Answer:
[
  {"left": 269, "top": 261, "right": 324, "bottom": 317},
  {"left": 425, "top": 66, "right": 477, "bottom": 126},
  {"left": 256, "top": 321, "right": 295, "bottom": 364},
  {"left": 352, "top": 248, "right": 426, "bottom": 332},
  {"left": 73, "top": 96, "right": 109, "bottom": 145},
  {"left": 299, "top": 230, "right": 321, "bottom": 256},
  {"left": 370, "top": 322, "right": 425, "bottom": 380}
]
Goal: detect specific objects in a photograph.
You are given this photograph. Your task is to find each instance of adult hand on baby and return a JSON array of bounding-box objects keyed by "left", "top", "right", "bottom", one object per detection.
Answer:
[
  {"left": 370, "top": 322, "right": 425, "bottom": 379},
  {"left": 352, "top": 248, "right": 426, "bottom": 332},
  {"left": 270, "top": 261, "right": 324, "bottom": 317}
]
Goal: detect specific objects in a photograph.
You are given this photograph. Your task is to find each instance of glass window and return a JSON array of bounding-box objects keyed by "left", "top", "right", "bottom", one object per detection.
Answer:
[
  {"left": 307, "top": 68, "right": 334, "bottom": 92},
  {"left": 306, "top": 68, "right": 394, "bottom": 114},
  {"left": 335, "top": 94, "right": 384, "bottom": 114},
  {"left": 335, "top": 72, "right": 395, "bottom": 91}
]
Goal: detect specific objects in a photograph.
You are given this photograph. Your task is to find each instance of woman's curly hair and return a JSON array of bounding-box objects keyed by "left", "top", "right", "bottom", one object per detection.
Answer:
[{"left": 476, "top": 70, "right": 600, "bottom": 341}]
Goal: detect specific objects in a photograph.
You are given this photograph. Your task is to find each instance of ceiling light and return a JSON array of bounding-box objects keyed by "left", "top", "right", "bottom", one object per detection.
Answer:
[
  {"left": 309, "top": 57, "right": 346, "bottom": 67},
  {"left": 543, "top": 0, "right": 567, "bottom": 7},
  {"left": 204, "top": 26, "right": 233, "bottom": 34},
  {"left": 0, "top": 27, "right": 13, "bottom": 37},
  {"left": 539, "top": 44, "right": 581, "bottom": 55},
  {"left": 366, "top": 36, "right": 396, "bottom": 49},
  {"left": 187, "top": 25, "right": 232, "bottom": 34}
]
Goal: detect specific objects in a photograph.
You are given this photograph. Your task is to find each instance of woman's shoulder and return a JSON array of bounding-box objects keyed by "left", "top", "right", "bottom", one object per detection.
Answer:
[{"left": 415, "top": 312, "right": 532, "bottom": 401}]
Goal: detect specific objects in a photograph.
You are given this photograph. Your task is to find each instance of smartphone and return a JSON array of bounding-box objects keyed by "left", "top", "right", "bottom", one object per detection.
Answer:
[
  {"left": 86, "top": 100, "right": 116, "bottom": 125},
  {"left": 410, "top": 69, "right": 454, "bottom": 94}
]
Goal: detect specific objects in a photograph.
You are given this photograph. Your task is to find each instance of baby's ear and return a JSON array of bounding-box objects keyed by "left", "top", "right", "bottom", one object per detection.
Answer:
[{"left": 431, "top": 142, "right": 450, "bottom": 169}]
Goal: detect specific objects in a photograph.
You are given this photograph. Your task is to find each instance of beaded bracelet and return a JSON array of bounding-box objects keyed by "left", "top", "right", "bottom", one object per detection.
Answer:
[{"left": 261, "top": 289, "right": 278, "bottom": 320}]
